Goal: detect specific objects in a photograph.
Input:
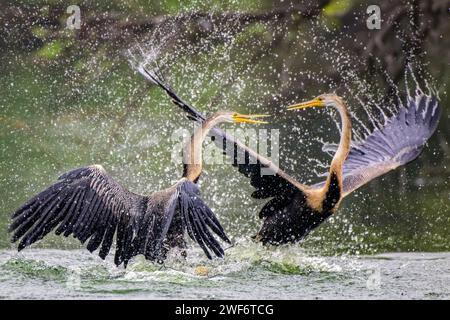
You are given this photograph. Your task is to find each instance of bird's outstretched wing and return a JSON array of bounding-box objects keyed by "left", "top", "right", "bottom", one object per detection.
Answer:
[
  {"left": 10, "top": 165, "right": 230, "bottom": 266},
  {"left": 314, "top": 93, "right": 441, "bottom": 195},
  {"left": 138, "top": 66, "right": 301, "bottom": 199},
  {"left": 10, "top": 165, "right": 148, "bottom": 265}
]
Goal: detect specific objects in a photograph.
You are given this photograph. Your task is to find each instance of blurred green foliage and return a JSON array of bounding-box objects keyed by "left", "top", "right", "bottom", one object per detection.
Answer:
[{"left": 323, "top": 0, "right": 355, "bottom": 17}]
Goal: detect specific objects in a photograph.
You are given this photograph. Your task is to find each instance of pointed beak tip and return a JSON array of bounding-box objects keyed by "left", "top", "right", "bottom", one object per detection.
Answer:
[
  {"left": 286, "top": 99, "right": 323, "bottom": 111},
  {"left": 233, "top": 114, "right": 270, "bottom": 124}
]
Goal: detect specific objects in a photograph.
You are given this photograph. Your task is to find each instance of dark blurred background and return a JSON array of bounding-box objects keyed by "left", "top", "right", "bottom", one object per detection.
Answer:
[{"left": 0, "top": 0, "right": 449, "bottom": 254}]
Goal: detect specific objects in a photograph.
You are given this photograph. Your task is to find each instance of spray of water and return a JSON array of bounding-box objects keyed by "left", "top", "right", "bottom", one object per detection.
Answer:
[{"left": 122, "top": 8, "right": 443, "bottom": 259}]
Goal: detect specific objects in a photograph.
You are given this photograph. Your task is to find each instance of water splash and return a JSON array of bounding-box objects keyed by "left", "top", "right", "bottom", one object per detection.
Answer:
[
  {"left": 2, "top": 249, "right": 449, "bottom": 299},
  {"left": 121, "top": 9, "right": 444, "bottom": 254}
]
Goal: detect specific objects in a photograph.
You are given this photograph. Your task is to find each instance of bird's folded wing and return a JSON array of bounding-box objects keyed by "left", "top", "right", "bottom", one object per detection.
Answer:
[
  {"left": 314, "top": 93, "right": 441, "bottom": 196},
  {"left": 10, "top": 165, "right": 154, "bottom": 266}
]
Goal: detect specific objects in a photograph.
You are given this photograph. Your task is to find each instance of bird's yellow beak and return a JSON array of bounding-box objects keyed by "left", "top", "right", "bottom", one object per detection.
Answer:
[
  {"left": 287, "top": 98, "right": 325, "bottom": 111},
  {"left": 232, "top": 113, "right": 270, "bottom": 124}
]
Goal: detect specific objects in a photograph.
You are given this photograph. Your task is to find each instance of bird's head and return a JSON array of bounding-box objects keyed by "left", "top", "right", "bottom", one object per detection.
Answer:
[
  {"left": 287, "top": 93, "right": 343, "bottom": 111},
  {"left": 216, "top": 111, "right": 270, "bottom": 124}
]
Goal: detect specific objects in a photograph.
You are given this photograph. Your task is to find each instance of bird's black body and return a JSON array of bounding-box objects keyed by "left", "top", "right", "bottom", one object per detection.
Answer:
[
  {"left": 256, "top": 190, "right": 329, "bottom": 245},
  {"left": 139, "top": 67, "right": 441, "bottom": 246},
  {"left": 10, "top": 164, "right": 229, "bottom": 266},
  {"left": 256, "top": 171, "right": 341, "bottom": 245}
]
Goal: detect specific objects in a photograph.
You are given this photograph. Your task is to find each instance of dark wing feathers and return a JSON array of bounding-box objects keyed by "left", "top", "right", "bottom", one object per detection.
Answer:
[
  {"left": 11, "top": 166, "right": 230, "bottom": 266},
  {"left": 177, "top": 180, "right": 231, "bottom": 259},
  {"left": 227, "top": 142, "right": 297, "bottom": 199},
  {"left": 10, "top": 165, "right": 151, "bottom": 264},
  {"left": 218, "top": 136, "right": 289, "bottom": 198},
  {"left": 315, "top": 93, "right": 441, "bottom": 195}
]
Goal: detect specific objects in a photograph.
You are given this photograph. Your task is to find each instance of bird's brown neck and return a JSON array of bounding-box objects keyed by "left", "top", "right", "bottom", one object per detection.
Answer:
[
  {"left": 182, "top": 113, "right": 226, "bottom": 182},
  {"left": 308, "top": 97, "right": 351, "bottom": 212},
  {"left": 324, "top": 97, "right": 351, "bottom": 209},
  {"left": 329, "top": 98, "right": 352, "bottom": 176}
]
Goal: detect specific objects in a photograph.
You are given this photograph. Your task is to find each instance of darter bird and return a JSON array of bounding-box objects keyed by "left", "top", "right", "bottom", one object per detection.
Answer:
[
  {"left": 10, "top": 109, "right": 268, "bottom": 266},
  {"left": 139, "top": 66, "right": 441, "bottom": 245}
]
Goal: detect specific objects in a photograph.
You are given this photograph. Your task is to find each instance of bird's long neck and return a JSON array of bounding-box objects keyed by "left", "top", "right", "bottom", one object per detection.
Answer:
[
  {"left": 330, "top": 99, "right": 352, "bottom": 174},
  {"left": 182, "top": 113, "right": 226, "bottom": 182},
  {"left": 320, "top": 98, "right": 352, "bottom": 211}
]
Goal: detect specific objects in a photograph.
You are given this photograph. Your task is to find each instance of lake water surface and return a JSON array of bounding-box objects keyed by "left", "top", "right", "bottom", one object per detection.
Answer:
[{"left": 1, "top": 246, "right": 449, "bottom": 299}]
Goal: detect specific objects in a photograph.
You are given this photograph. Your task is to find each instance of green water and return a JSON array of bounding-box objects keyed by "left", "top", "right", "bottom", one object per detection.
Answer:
[
  {"left": 1, "top": 248, "right": 449, "bottom": 299},
  {"left": 1, "top": 55, "right": 449, "bottom": 299},
  {"left": 1, "top": 0, "right": 450, "bottom": 299}
]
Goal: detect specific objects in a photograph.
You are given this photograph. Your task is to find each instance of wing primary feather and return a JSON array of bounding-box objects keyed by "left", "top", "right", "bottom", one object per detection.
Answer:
[
  {"left": 73, "top": 187, "right": 97, "bottom": 238},
  {"left": 18, "top": 186, "right": 75, "bottom": 248},
  {"left": 99, "top": 213, "right": 118, "bottom": 260},
  {"left": 10, "top": 166, "right": 153, "bottom": 266},
  {"left": 62, "top": 187, "right": 87, "bottom": 237},
  {"left": 195, "top": 204, "right": 230, "bottom": 244},
  {"left": 80, "top": 192, "right": 109, "bottom": 244},
  {"left": 190, "top": 207, "right": 224, "bottom": 257},
  {"left": 12, "top": 192, "right": 60, "bottom": 244},
  {"left": 185, "top": 207, "right": 212, "bottom": 259},
  {"left": 54, "top": 187, "right": 84, "bottom": 235},
  {"left": 77, "top": 180, "right": 108, "bottom": 242}
]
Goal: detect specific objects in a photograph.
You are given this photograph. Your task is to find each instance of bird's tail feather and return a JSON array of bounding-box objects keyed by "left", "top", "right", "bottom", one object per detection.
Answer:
[{"left": 137, "top": 66, "right": 205, "bottom": 122}]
